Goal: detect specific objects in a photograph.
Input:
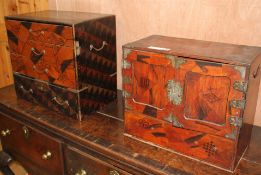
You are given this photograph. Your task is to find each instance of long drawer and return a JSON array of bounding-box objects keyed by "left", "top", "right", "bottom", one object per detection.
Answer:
[
  {"left": 0, "top": 112, "right": 64, "bottom": 175},
  {"left": 13, "top": 72, "right": 80, "bottom": 119},
  {"left": 65, "top": 146, "right": 130, "bottom": 175}
]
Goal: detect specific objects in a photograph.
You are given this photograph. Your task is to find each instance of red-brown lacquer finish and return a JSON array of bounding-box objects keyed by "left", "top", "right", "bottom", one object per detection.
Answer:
[{"left": 5, "top": 19, "right": 76, "bottom": 89}]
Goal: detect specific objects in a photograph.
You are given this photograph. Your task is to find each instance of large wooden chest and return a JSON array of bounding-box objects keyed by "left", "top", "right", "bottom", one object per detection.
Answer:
[
  {"left": 122, "top": 35, "right": 261, "bottom": 171},
  {"left": 5, "top": 10, "right": 117, "bottom": 120}
]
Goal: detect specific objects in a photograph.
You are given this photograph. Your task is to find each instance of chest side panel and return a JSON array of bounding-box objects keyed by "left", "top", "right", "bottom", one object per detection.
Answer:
[{"left": 74, "top": 16, "right": 117, "bottom": 91}]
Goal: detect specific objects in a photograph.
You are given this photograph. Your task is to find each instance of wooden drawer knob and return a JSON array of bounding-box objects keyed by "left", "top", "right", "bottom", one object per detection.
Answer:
[
  {"left": 42, "top": 151, "right": 52, "bottom": 160},
  {"left": 109, "top": 170, "right": 120, "bottom": 175},
  {"left": 75, "top": 169, "right": 87, "bottom": 175},
  {"left": 1, "top": 129, "right": 11, "bottom": 137}
]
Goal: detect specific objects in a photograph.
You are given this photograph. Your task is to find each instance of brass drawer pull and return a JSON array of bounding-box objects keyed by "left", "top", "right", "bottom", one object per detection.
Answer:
[
  {"left": 75, "top": 169, "right": 87, "bottom": 175},
  {"left": 52, "top": 97, "right": 69, "bottom": 106},
  {"left": 31, "top": 48, "right": 46, "bottom": 56},
  {"left": 20, "top": 85, "right": 33, "bottom": 94},
  {"left": 33, "top": 65, "right": 49, "bottom": 74},
  {"left": 90, "top": 41, "right": 108, "bottom": 51},
  {"left": 1, "top": 129, "right": 11, "bottom": 137},
  {"left": 42, "top": 151, "right": 52, "bottom": 160},
  {"left": 109, "top": 170, "right": 120, "bottom": 175},
  {"left": 22, "top": 126, "right": 30, "bottom": 139}
]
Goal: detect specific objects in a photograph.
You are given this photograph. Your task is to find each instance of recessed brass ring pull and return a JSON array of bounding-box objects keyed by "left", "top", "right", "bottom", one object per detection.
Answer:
[
  {"left": 52, "top": 97, "right": 69, "bottom": 106},
  {"left": 75, "top": 169, "right": 87, "bottom": 175},
  {"left": 109, "top": 170, "right": 120, "bottom": 175},
  {"left": 253, "top": 64, "right": 260, "bottom": 78},
  {"left": 90, "top": 41, "right": 108, "bottom": 51},
  {"left": 31, "top": 47, "right": 46, "bottom": 56},
  {"left": 42, "top": 150, "right": 52, "bottom": 160},
  {"left": 1, "top": 129, "right": 11, "bottom": 137},
  {"left": 22, "top": 126, "right": 30, "bottom": 139},
  {"left": 20, "top": 85, "right": 33, "bottom": 94}
]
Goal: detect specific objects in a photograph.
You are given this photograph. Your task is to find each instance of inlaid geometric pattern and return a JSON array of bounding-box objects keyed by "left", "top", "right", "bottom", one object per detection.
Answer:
[{"left": 203, "top": 141, "right": 217, "bottom": 157}]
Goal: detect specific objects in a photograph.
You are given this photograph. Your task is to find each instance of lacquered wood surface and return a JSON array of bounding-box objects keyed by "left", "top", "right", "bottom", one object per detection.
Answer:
[{"left": 0, "top": 85, "right": 260, "bottom": 175}]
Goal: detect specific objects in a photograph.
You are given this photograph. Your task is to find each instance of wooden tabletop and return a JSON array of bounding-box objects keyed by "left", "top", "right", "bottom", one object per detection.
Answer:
[{"left": 0, "top": 85, "right": 260, "bottom": 175}]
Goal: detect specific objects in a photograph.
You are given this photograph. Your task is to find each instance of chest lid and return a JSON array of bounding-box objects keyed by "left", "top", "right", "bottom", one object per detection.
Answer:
[
  {"left": 123, "top": 35, "right": 261, "bottom": 66},
  {"left": 5, "top": 10, "right": 114, "bottom": 26}
]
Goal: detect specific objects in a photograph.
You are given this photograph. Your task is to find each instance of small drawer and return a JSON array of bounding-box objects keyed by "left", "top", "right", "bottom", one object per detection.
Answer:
[
  {"left": 5, "top": 19, "right": 74, "bottom": 48},
  {"left": 0, "top": 113, "right": 64, "bottom": 175},
  {"left": 65, "top": 146, "right": 130, "bottom": 175},
  {"left": 10, "top": 40, "right": 76, "bottom": 89},
  {"left": 14, "top": 73, "right": 79, "bottom": 119}
]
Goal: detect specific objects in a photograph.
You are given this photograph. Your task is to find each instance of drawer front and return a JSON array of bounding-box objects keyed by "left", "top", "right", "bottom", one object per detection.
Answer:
[
  {"left": 6, "top": 19, "right": 76, "bottom": 89},
  {"left": 14, "top": 73, "right": 79, "bottom": 119},
  {"left": 125, "top": 110, "right": 235, "bottom": 170},
  {"left": 123, "top": 50, "right": 247, "bottom": 138},
  {"left": 5, "top": 19, "right": 74, "bottom": 47},
  {"left": 0, "top": 113, "right": 64, "bottom": 175},
  {"left": 10, "top": 42, "right": 76, "bottom": 89},
  {"left": 65, "top": 146, "right": 130, "bottom": 175}
]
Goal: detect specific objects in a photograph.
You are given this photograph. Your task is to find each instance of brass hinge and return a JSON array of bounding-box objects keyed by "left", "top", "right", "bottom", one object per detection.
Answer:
[
  {"left": 122, "top": 90, "right": 131, "bottom": 98},
  {"left": 233, "top": 81, "right": 248, "bottom": 93},
  {"left": 163, "top": 113, "right": 183, "bottom": 128},
  {"left": 75, "top": 41, "right": 81, "bottom": 56},
  {"left": 122, "top": 76, "right": 131, "bottom": 84},
  {"left": 123, "top": 48, "right": 132, "bottom": 60},
  {"left": 166, "top": 80, "right": 183, "bottom": 105},
  {"left": 229, "top": 116, "right": 243, "bottom": 128},
  {"left": 230, "top": 99, "right": 246, "bottom": 109},
  {"left": 165, "top": 55, "right": 186, "bottom": 69},
  {"left": 122, "top": 60, "right": 131, "bottom": 69},
  {"left": 225, "top": 129, "right": 237, "bottom": 140}
]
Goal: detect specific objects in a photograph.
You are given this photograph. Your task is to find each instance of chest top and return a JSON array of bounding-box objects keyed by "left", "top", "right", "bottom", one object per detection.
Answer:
[{"left": 124, "top": 35, "right": 261, "bottom": 66}]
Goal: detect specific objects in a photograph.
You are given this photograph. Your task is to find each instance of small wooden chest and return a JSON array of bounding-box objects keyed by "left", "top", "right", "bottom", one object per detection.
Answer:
[
  {"left": 5, "top": 10, "right": 117, "bottom": 120},
  {"left": 122, "top": 35, "right": 261, "bottom": 171}
]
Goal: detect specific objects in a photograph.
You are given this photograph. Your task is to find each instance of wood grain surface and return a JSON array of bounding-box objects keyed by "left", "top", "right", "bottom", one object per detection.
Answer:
[{"left": 48, "top": 0, "right": 261, "bottom": 126}]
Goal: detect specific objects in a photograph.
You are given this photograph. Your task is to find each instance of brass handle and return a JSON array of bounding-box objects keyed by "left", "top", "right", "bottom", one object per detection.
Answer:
[
  {"left": 52, "top": 97, "right": 69, "bottom": 106},
  {"left": 1, "top": 129, "right": 11, "bottom": 137},
  {"left": 31, "top": 47, "right": 46, "bottom": 56},
  {"left": 20, "top": 85, "right": 33, "bottom": 94},
  {"left": 109, "top": 170, "right": 120, "bottom": 175},
  {"left": 32, "top": 65, "right": 49, "bottom": 74},
  {"left": 75, "top": 169, "right": 87, "bottom": 175},
  {"left": 42, "top": 151, "right": 52, "bottom": 160},
  {"left": 22, "top": 126, "right": 30, "bottom": 139},
  {"left": 90, "top": 41, "right": 108, "bottom": 51}
]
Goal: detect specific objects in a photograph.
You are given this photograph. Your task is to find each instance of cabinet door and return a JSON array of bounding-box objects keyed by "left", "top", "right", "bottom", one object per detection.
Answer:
[{"left": 122, "top": 50, "right": 248, "bottom": 138}]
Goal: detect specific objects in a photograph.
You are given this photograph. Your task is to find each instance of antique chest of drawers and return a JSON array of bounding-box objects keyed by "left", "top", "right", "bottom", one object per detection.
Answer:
[
  {"left": 122, "top": 35, "right": 261, "bottom": 171},
  {"left": 5, "top": 10, "right": 117, "bottom": 120}
]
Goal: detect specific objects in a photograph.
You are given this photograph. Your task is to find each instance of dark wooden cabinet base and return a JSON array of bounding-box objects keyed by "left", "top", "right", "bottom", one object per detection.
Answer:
[{"left": 0, "top": 86, "right": 260, "bottom": 175}]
